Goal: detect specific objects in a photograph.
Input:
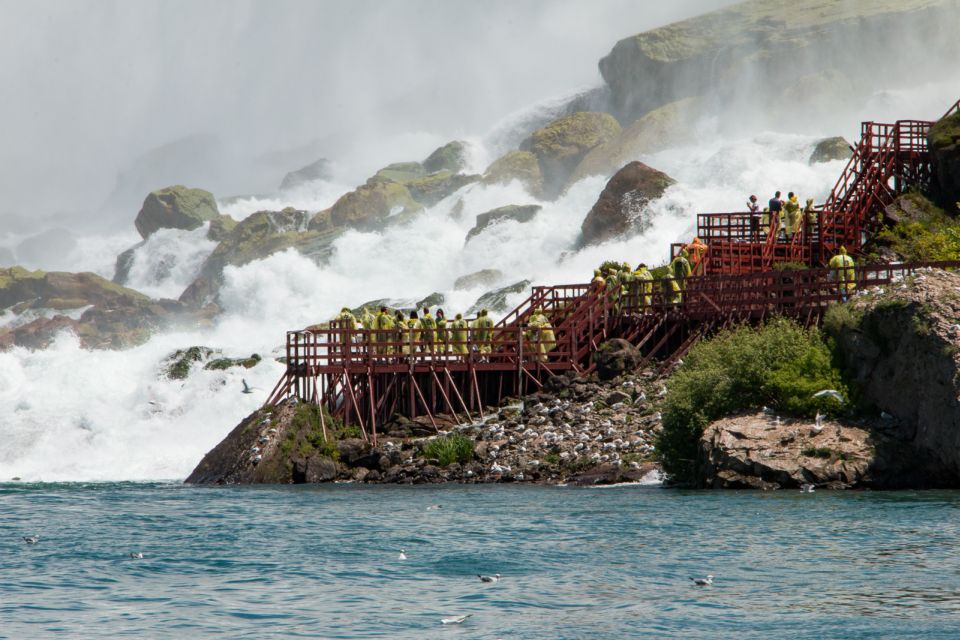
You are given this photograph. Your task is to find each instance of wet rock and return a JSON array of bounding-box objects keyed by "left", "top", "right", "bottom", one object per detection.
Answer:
[
  {"left": 422, "top": 141, "right": 468, "bottom": 174},
  {"left": 482, "top": 150, "right": 543, "bottom": 197},
  {"left": 605, "top": 390, "right": 631, "bottom": 406},
  {"left": 135, "top": 185, "right": 221, "bottom": 240},
  {"left": 279, "top": 158, "right": 331, "bottom": 191},
  {"left": 337, "top": 438, "right": 380, "bottom": 469},
  {"left": 453, "top": 269, "right": 504, "bottom": 291},
  {"left": 579, "top": 161, "right": 675, "bottom": 246},
  {"left": 467, "top": 280, "right": 531, "bottom": 315},
  {"left": 809, "top": 137, "right": 853, "bottom": 164},
  {"left": 592, "top": 339, "right": 642, "bottom": 381},
  {"left": 465, "top": 204, "right": 542, "bottom": 243}
]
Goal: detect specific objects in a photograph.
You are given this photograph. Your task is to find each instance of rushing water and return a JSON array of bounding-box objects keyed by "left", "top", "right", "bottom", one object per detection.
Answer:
[{"left": 3, "top": 482, "right": 960, "bottom": 639}]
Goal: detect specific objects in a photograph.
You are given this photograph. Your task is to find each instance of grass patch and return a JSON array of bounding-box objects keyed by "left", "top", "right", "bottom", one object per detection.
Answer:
[
  {"left": 655, "top": 318, "right": 847, "bottom": 485},
  {"left": 543, "top": 452, "right": 561, "bottom": 465},
  {"left": 423, "top": 434, "right": 474, "bottom": 466}
]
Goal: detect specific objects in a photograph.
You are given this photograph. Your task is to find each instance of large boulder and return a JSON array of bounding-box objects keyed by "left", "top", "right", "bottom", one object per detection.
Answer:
[
  {"left": 180, "top": 208, "right": 341, "bottom": 307},
  {"left": 279, "top": 158, "right": 331, "bottom": 190},
  {"left": 592, "top": 338, "right": 641, "bottom": 381},
  {"left": 809, "top": 136, "right": 853, "bottom": 164},
  {"left": 520, "top": 112, "right": 621, "bottom": 199},
  {"left": 928, "top": 111, "right": 960, "bottom": 211},
  {"left": 569, "top": 97, "right": 702, "bottom": 183},
  {"left": 406, "top": 171, "right": 480, "bottom": 207},
  {"left": 482, "top": 150, "right": 544, "bottom": 197},
  {"left": 697, "top": 412, "right": 907, "bottom": 489},
  {"left": 422, "top": 141, "right": 468, "bottom": 174},
  {"left": 598, "top": 0, "right": 959, "bottom": 125},
  {"left": 465, "top": 204, "right": 541, "bottom": 243},
  {"left": 579, "top": 162, "right": 675, "bottom": 246},
  {"left": 134, "top": 185, "right": 221, "bottom": 240},
  {"left": 0, "top": 266, "right": 148, "bottom": 311},
  {"left": 329, "top": 180, "right": 422, "bottom": 230}
]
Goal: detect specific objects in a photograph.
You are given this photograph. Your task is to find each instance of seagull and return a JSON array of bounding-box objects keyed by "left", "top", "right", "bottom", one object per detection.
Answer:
[
  {"left": 441, "top": 614, "right": 472, "bottom": 625},
  {"left": 800, "top": 484, "right": 816, "bottom": 493},
  {"left": 690, "top": 574, "right": 714, "bottom": 586},
  {"left": 242, "top": 379, "right": 256, "bottom": 394},
  {"left": 762, "top": 406, "right": 775, "bottom": 415},
  {"left": 478, "top": 573, "right": 501, "bottom": 583},
  {"left": 22, "top": 535, "right": 39, "bottom": 545},
  {"left": 813, "top": 389, "right": 844, "bottom": 403},
  {"left": 637, "top": 392, "right": 646, "bottom": 402},
  {"left": 426, "top": 504, "right": 442, "bottom": 511},
  {"left": 774, "top": 416, "right": 781, "bottom": 426},
  {"left": 398, "top": 549, "right": 407, "bottom": 560},
  {"left": 129, "top": 552, "right": 144, "bottom": 559}
]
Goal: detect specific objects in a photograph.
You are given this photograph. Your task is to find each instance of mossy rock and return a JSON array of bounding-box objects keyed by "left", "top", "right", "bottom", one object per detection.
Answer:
[
  {"left": 928, "top": 112, "right": 960, "bottom": 211},
  {"left": 369, "top": 162, "right": 426, "bottom": 185},
  {"left": 308, "top": 208, "right": 335, "bottom": 232},
  {"left": 164, "top": 346, "right": 216, "bottom": 380},
  {"left": 204, "top": 353, "right": 262, "bottom": 372},
  {"left": 207, "top": 215, "right": 238, "bottom": 242},
  {"left": 482, "top": 150, "right": 544, "bottom": 197},
  {"left": 329, "top": 181, "right": 423, "bottom": 230},
  {"left": 570, "top": 98, "right": 702, "bottom": 184},
  {"left": 0, "top": 266, "right": 148, "bottom": 311},
  {"left": 520, "top": 112, "right": 621, "bottom": 198},
  {"left": 134, "top": 185, "right": 220, "bottom": 240},
  {"left": 415, "top": 292, "right": 445, "bottom": 309},
  {"left": 580, "top": 161, "right": 675, "bottom": 246},
  {"left": 406, "top": 171, "right": 480, "bottom": 207},
  {"left": 422, "top": 141, "right": 467, "bottom": 174},
  {"left": 809, "top": 137, "right": 853, "bottom": 164}
]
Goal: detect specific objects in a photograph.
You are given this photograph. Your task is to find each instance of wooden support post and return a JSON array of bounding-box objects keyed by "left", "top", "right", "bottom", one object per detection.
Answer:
[
  {"left": 343, "top": 369, "right": 368, "bottom": 443},
  {"left": 444, "top": 368, "right": 472, "bottom": 420},
  {"left": 411, "top": 375, "right": 437, "bottom": 431}
]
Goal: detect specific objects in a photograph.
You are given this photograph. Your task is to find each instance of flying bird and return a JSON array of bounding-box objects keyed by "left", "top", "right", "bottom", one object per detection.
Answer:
[
  {"left": 478, "top": 573, "right": 501, "bottom": 583},
  {"left": 690, "top": 574, "right": 714, "bottom": 586},
  {"left": 813, "top": 389, "right": 844, "bottom": 403},
  {"left": 242, "top": 379, "right": 257, "bottom": 394}
]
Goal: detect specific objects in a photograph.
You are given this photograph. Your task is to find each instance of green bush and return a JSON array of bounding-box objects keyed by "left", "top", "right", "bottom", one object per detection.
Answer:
[
  {"left": 876, "top": 193, "right": 960, "bottom": 261},
  {"left": 655, "top": 318, "right": 847, "bottom": 484},
  {"left": 423, "top": 434, "right": 474, "bottom": 466}
]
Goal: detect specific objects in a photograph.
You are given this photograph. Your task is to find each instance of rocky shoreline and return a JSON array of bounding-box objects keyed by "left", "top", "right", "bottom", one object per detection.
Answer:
[{"left": 186, "top": 366, "right": 666, "bottom": 487}]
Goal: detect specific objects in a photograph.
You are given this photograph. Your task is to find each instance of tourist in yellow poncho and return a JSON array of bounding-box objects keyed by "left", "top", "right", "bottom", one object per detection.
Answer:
[
  {"left": 472, "top": 308, "right": 495, "bottom": 356},
  {"left": 450, "top": 313, "right": 469, "bottom": 356},
  {"left": 527, "top": 308, "right": 556, "bottom": 362},
  {"left": 828, "top": 246, "right": 856, "bottom": 301}
]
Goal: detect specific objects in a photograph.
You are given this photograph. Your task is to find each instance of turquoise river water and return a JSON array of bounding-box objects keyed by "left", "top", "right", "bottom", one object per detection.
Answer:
[{"left": 2, "top": 483, "right": 959, "bottom": 639}]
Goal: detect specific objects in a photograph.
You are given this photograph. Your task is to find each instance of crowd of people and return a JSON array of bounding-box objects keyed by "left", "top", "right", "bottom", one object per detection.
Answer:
[
  {"left": 747, "top": 190, "right": 818, "bottom": 243},
  {"left": 331, "top": 305, "right": 557, "bottom": 362}
]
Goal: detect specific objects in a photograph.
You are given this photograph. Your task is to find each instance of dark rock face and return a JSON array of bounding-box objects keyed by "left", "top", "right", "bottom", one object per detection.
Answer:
[
  {"left": 465, "top": 205, "right": 542, "bottom": 243},
  {"left": 467, "top": 280, "right": 531, "bottom": 315},
  {"left": 580, "top": 162, "right": 675, "bottom": 246},
  {"left": 928, "top": 112, "right": 960, "bottom": 210},
  {"left": 134, "top": 185, "right": 221, "bottom": 240},
  {"left": 592, "top": 339, "right": 641, "bottom": 381},
  {"left": 279, "top": 158, "right": 331, "bottom": 191},
  {"left": 112, "top": 242, "right": 144, "bottom": 284},
  {"left": 809, "top": 137, "right": 853, "bottom": 164}
]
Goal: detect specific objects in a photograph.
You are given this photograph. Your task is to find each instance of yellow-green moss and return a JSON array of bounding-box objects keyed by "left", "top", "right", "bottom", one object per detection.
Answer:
[{"left": 482, "top": 150, "right": 544, "bottom": 196}]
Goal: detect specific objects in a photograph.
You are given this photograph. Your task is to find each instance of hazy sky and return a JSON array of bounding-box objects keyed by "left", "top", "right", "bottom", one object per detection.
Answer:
[{"left": 0, "top": 0, "right": 737, "bottom": 223}]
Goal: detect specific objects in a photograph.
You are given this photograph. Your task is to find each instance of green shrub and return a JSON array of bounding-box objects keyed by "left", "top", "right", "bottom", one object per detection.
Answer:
[
  {"left": 876, "top": 193, "right": 960, "bottom": 261},
  {"left": 655, "top": 318, "right": 847, "bottom": 484},
  {"left": 822, "top": 302, "right": 863, "bottom": 337},
  {"left": 423, "top": 434, "right": 474, "bottom": 466}
]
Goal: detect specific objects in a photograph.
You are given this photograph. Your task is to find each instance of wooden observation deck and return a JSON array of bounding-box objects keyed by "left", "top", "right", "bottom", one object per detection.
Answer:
[{"left": 266, "top": 97, "right": 960, "bottom": 443}]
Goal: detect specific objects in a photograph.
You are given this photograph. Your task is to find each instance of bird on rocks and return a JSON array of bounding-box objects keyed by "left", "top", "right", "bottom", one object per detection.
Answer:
[
  {"left": 398, "top": 549, "right": 407, "bottom": 560},
  {"left": 22, "top": 535, "right": 40, "bottom": 545},
  {"left": 690, "top": 574, "right": 714, "bottom": 586},
  {"left": 129, "top": 552, "right": 144, "bottom": 559},
  {"left": 441, "top": 614, "right": 472, "bottom": 625},
  {"left": 478, "top": 573, "right": 501, "bottom": 583}
]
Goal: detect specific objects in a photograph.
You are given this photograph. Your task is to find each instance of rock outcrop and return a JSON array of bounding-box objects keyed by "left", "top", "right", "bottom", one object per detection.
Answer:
[
  {"left": 134, "top": 185, "right": 222, "bottom": 239},
  {"left": 579, "top": 161, "right": 675, "bottom": 246},
  {"left": 697, "top": 412, "right": 922, "bottom": 489},
  {"left": 828, "top": 267, "right": 960, "bottom": 484},
  {"left": 592, "top": 339, "right": 642, "bottom": 381},
  {"left": 180, "top": 208, "right": 340, "bottom": 307},
  {"left": 188, "top": 370, "right": 668, "bottom": 486},
  {"left": 809, "top": 136, "right": 853, "bottom": 164},
  {"left": 482, "top": 150, "right": 544, "bottom": 197},
  {"left": 467, "top": 280, "right": 531, "bottom": 315},
  {"left": 279, "top": 158, "right": 331, "bottom": 191},
  {"left": 0, "top": 266, "right": 195, "bottom": 349},
  {"left": 329, "top": 180, "right": 422, "bottom": 230},
  {"left": 928, "top": 111, "right": 960, "bottom": 210},
  {"left": 453, "top": 269, "right": 504, "bottom": 291},
  {"left": 422, "top": 141, "right": 467, "bottom": 174},
  {"left": 465, "top": 204, "right": 542, "bottom": 243},
  {"left": 520, "top": 112, "right": 621, "bottom": 198},
  {"left": 597, "top": 0, "right": 959, "bottom": 125}
]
